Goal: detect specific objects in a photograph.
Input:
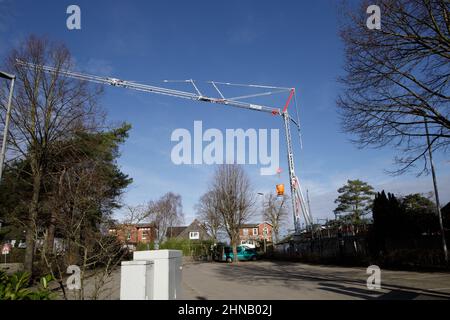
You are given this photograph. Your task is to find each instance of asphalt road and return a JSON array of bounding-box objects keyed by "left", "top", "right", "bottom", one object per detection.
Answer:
[
  {"left": 180, "top": 260, "right": 450, "bottom": 300},
  {"left": 60, "top": 259, "right": 450, "bottom": 300}
]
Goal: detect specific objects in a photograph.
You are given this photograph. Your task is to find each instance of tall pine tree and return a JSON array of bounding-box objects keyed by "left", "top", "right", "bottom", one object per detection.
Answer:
[{"left": 334, "top": 179, "right": 375, "bottom": 224}]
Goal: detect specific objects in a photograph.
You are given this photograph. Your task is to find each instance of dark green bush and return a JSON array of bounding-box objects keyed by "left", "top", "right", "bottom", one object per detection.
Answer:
[{"left": 160, "top": 238, "right": 214, "bottom": 259}]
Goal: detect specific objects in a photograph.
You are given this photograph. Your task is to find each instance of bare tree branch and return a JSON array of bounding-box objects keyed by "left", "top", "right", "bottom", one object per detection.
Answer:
[{"left": 338, "top": 0, "right": 450, "bottom": 175}]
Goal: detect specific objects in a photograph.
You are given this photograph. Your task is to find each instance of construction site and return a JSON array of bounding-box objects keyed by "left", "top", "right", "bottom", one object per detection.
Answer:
[{"left": 0, "top": 0, "right": 449, "bottom": 308}]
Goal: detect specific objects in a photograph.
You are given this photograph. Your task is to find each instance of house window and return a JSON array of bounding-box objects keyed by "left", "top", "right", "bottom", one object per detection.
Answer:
[
  {"left": 243, "top": 228, "right": 248, "bottom": 236},
  {"left": 126, "top": 232, "right": 131, "bottom": 241},
  {"left": 189, "top": 232, "right": 199, "bottom": 240},
  {"left": 253, "top": 228, "right": 258, "bottom": 236},
  {"left": 141, "top": 228, "right": 150, "bottom": 240}
]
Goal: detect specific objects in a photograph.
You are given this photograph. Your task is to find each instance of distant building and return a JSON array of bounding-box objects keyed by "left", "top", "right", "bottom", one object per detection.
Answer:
[
  {"left": 166, "top": 219, "right": 212, "bottom": 241},
  {"left": 109, "top": 223, "right": 157, "bottom": 250},
  {"left": 0, "top": 219, "right": 27, "bottom": 248},
  {"left": 239, "top": 222, "right": 273, "bottom": 247},
  {"left": 165, "top": 226, "right": 187, "bottom": 239}
]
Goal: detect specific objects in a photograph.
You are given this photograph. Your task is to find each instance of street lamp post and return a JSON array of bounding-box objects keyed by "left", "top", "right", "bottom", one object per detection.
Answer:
[
  {"left": 424, "top": 117, "right": 448, "bottom": 263},
  {"left": 0, "top": 71, "right": 16, "bottom": 184},
  {"left": 257, "top": 192, "right": 265, "bottom": 252}
]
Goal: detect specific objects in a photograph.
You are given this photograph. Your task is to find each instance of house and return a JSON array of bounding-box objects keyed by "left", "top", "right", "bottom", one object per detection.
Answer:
[
  {"left": 166, "top": 219, "right": 211, "bottom": 241},
  {"left": 239, "top": 222, "right": 273, "bottom": 247},
  {"left": 109, "top": 223, "right": 157, "bottom": 249},
  {"left": 165, "top": 226, "right": 187, "bottom": 239}
]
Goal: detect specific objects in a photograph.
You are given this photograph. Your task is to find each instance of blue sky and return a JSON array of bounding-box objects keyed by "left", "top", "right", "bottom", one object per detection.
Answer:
[{"left": 1, "top": 0, "right": 449, "bottom": 231}]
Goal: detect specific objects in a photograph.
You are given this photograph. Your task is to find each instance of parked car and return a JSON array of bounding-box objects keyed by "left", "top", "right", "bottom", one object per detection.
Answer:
[{"left": 223, "top": 245, "right": 258, "bottom": 262}]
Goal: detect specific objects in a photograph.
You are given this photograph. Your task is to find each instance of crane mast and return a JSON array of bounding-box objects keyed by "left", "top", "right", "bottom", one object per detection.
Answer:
[{"left": 15, "top": 59, "right": 313, "bottom": 235}]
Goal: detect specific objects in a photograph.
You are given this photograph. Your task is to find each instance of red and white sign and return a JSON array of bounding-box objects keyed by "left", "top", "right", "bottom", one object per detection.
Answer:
[{"left": 1, "top": 243, "right": 11, "bottom": 255}]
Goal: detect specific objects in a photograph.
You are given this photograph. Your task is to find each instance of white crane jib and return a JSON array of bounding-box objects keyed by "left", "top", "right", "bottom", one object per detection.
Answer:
[{"left": 15, "top": 59, "right": 314, "bottom": 234}]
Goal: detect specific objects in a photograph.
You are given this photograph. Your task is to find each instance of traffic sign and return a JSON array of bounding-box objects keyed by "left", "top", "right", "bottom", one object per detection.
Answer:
[{"left": 2, "top": 243, "right": 11, "bottom": 255}]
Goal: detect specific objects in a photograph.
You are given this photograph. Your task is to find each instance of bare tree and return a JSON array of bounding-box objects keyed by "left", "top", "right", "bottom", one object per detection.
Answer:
[
  {"left": 195, "top": 191, "right": 222, "bottom": 242},
  {"left": 0, "top": 36, "right": 103, "bottom": 274},
  {"left": 116, "top": 204, "right": 153, "bottom": 249},
  {"left": 40, "top": 161, "right": 127, "bottom": 300},
  {"left": 122, "top": 204, "right": 149, "bottom": 225},
  {"left": 117, "top": 193, "right": 183, "bottom": 247},
  {"left": 210, "top": 165, "right": 255, "bottom": 262},
  {"left": 337, "top": 0, "right": 450, "bottom": 175},
  {"left": 39, "top": 127, "right": 130, "bottom": 299},
  {"left": 147, "top": 192, "right": 184, "bottom": 245},
  {"left": 263, "top": 194, "right": 289, "bottom": 244}
]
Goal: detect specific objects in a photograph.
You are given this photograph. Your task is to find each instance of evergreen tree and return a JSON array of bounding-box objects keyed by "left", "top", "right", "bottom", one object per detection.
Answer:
[
  {"left": 372, "top": 191, "right": 441, "bottom": 241},
  {"left": 334, "top": 179, "right": 375, "bottom": 224},
  {"left": 371, "top": 190, "right": 403, "bottom": 255},
  {"left": 0, "top": 123, "right": 133, "bottom": 259},
  {"left": 401, "top": 194, "right": 438, "bottom": 236}
]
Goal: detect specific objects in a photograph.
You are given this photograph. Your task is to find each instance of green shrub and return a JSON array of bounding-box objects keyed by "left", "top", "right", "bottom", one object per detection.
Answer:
[
  {"left": 160, "top": 238, "right": 190, "bottom": 255},
  {"left": 0, "top": 271, "right": 55, "bottom": 300},
  {"left": 160, "top": 238, "right": 214, "bottom": 258},
  {"left": 136, "top": 242, "right": 155, "bottom": 251}
]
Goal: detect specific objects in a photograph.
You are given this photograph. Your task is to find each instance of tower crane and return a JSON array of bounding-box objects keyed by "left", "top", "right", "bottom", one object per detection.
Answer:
[{"left": 15, "top": 59, "right": 314, "bottom": 234}]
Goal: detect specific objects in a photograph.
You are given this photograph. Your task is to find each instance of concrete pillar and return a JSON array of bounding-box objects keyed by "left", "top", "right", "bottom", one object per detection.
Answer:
[
  {"left": 120, "top": 260, "right": 154, "bottom": 300},
  {"left": 133, "top": 250, "right": 182, "bottom": 300}
]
